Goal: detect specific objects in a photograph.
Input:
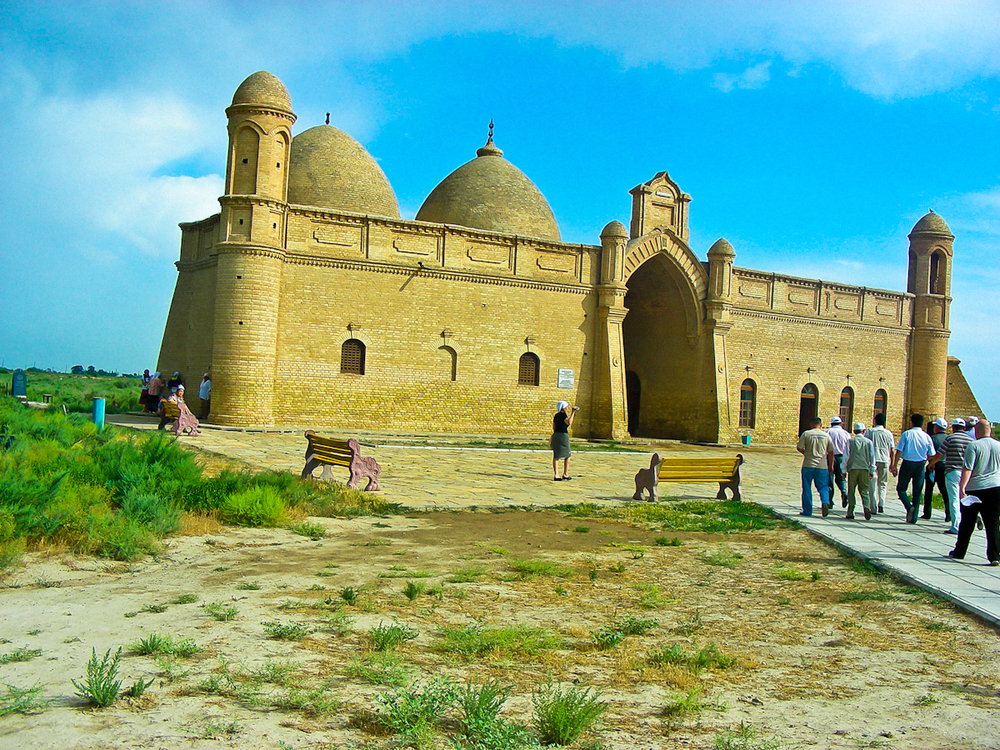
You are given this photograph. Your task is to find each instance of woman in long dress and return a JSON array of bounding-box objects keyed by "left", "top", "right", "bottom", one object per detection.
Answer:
[{"left": 551, "top": 400, "right": 579, "bottom": 481}]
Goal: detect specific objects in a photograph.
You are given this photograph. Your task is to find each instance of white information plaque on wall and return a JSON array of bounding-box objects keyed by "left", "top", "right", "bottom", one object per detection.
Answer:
[{"left": 557, "top": 369, "right": 574, "bottom": 389}]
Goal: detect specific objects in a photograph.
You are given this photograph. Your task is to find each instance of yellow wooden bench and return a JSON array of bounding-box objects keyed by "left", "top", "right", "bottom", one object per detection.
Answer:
[
  {"left": 634, "top": 453, "right": 744, "bottom": 502},
  {"left": 301, "top": 431, "right": 382, "bottom": 491}
]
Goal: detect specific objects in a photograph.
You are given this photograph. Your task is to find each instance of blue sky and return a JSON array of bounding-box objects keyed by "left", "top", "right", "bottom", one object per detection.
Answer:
[{"left": 1, "top": 1, "right": 997, "bottom": 416}]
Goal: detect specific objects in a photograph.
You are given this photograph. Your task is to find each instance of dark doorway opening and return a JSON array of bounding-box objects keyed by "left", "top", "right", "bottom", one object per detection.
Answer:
[
  {"left": 626, "top": 371, "right": 641, "bottom": 435},
  {"left": 798, "top": 383, "right": 818, "bottom": 436}
]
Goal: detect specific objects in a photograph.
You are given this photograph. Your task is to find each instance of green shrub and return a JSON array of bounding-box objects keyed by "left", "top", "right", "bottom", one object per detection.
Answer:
[
  {"left": 531, "top": 679, "right": 605, "bottom": 746},
  {"left": 119, "top": 491, "right": 181, "bottom": 536},
  {"left": 375, "top": 677, "right": 458, "bottom": 738},
  {"left": 369, "top": 622, "right": 419, "bottom": 652},
  {"left": 0, "top": 683, "right": 47, "bottom": 716},
  {"left": 220, "top": 486, "right": 287, "bottom": 527},
  {"left": 72, "top": 648, "right": 123, "bottom": 708}
]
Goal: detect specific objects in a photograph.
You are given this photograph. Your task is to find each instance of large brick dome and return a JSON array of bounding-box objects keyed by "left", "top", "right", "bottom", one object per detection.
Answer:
[
  {"left": 287, "top": 125, "right": 400, "bottom": 218},
  {"left": 230, "top": 71, "right": 292, "bottom": 112},
  {"left": 416, "top": 136, "right": 560, "bottom": 241}
]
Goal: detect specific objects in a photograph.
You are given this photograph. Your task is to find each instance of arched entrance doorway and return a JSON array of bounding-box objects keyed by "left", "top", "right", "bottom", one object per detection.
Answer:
[
  {"left": 798, "top": 383, "right": 818, "bottom": 435},
  {"left": 621, "top": 249, "right": 710, "bottom": 440}
]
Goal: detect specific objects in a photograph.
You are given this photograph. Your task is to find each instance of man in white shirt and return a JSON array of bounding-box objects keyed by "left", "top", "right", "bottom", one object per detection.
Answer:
[
  {"left": 890, "top": 413, "right": 939, "bottom": 524},
  {"left": 950, "top": 419, "right": 1000, "bottom": 566},
  {"left": 865, "top": 413, "right": 895, "bottom": 514},
  {"left": 827, "top": 416, "right": 851, "bottom": 507}
]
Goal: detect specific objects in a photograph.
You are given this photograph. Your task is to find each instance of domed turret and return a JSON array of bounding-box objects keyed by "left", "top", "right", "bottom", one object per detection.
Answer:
[
  {"left": 416, "top": 127, "right": 560, "bottom": 241},
  {"left": 910, "top": 210, "right": 952, "bottom": 236},
  {"left": 287, "top": 125, "right": 400, "bottom": 218},
  {"left": 600, "top": 220, "right": 627, "bottom": 239},
  {"left": 231, "top": 71, "right": 292, "bottom": 112},
  {"left": 707, "top": 238, "right": 736, "bottom": 258}
]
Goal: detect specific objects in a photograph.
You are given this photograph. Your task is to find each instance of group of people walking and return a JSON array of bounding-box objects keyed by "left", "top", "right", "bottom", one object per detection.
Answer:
[{"left": 798, "top": 412, "right": 1000, "bottom": 566}]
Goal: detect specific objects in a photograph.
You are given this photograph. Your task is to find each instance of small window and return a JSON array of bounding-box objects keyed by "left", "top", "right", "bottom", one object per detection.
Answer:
[
  {"left": 518, "top": 352, "right": 539, "bottom": 386},
  {"left": 440, "top": 345, "right": 457, "bottom": 382},
  {"left": 738, "top": 379, "right": 756, "bottom": 428},
  {"left": 929, "top": 250, "right": 946, "bottom": 294},
  {"left": 873, "top": 389, "right": 887, "bottom": 422},
  {"left": 341, "top": 339, "right": 365, "bottom": 375},
  {"left": 840, "top": 387, "right": 854, "bottom": 426}
]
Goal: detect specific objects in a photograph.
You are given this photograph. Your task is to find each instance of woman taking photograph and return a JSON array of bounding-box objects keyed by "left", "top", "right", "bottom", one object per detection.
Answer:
[{"left": 551, "top": 400, "right": 579, "bottom": 481}]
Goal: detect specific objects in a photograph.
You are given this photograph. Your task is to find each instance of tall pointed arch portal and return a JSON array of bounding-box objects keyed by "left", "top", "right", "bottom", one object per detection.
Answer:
[{"left": 620, "top": 229, "right": 719, "bottom": 441}]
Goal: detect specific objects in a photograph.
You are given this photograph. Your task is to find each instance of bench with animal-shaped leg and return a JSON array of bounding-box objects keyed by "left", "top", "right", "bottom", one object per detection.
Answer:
[
  {"left": 301, "top": 431, "right": 382, "bottom": 491},
  {"left": 633, "top": 453, "right": 744, "bottom": 502}
]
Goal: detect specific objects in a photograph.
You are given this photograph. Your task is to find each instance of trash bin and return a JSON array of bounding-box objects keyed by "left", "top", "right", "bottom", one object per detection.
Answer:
[{"left": 740, "top": 435, "right": 751, "bottom": 446}]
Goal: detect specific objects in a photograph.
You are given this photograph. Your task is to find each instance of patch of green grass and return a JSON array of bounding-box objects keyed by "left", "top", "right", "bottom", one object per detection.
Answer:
[
  {"left": 270, "top": 685, "right": 341, "bottom": 715},
  {"left": 591, "top": 625, "right": 625, "bottom": 650},
  {"left": 663, "top": 686, "right": 705, "bottom": 719},
  {"left": 434, "top": 623, "right": 562, "bottom": 659},
  {"left": 635, "top": 583, "right": 668, "bottom": 609},
  {"left": 127, "top": 634, "right": 201, "bottom": 658},
  {"left": 573, "top": 526, "right": 590, "bottom": 533},
  {"left": 922, "top": 620, "right": 957, "bottom": 632},
  {"left": 777, "top": 597, "right": 792, "bottom": 606},
  {"left": 608, "top": 562, "right": 626, "bottom": 573},
  {"left": 555, "top": 499, "right": 786, "bottom": 533},
  {"left": 290, "top": 520, "right": 326, "bottom": 540},
  {"left": 369, "top": 622, "right": 419, "bottom": 652},
  {"left": 701, "top": 545, "right": 744, "bottom": 568},
  {"left": 374, "top": 677, "right": 458, "bottom": 740},
  {"left": 262, "top": 621, "right": 312, "bottom": 640},
  {"left": 488, "top": 546, "right": 510, "bottom": 555},
  {"left": 507, "top": 558, "right": 575, "bottom": 579},
  {"left": 649, "top": 642, "right": 735, "bottom": 672},
  {"left": 171, "top": 593, "right": 198, "bottom": 605},
  {"left": 0, "top": 647, "right": 42, "bottom": 664},
  {"left": 381, "top": 566, "right": 434, "bottom": 579},
  {"left": 457, "top": 680, "right": 540, "bottom": 749},
  {"left": 447, "top": 565, "right": 488, "bottom": 583},
  {"left": 655, "top": 536, "right": 682, "bottom": 546},
  {"left": 205, "top": 602, "right": 238, "bottom": 621},
  {"left": 123, "top": 676, "right": 154, "bottom": 699},
  {"left": 714, "top": 721, "right": 783, "bottom": 750},
  {"left": 532, "top": 679, "right": 606, "bottom": 746},
  {"left": 403, "top": 581, "right": 425, "bottom": 601},
  {"left": 141, "top": 603, "right": 167, "bottom": 614},
  {"left": 72, "top": 647, "right": 122, "bottom": 708},
  {"left": 340, "top": 586, "right": 360, "bottom": 605},
  {"left": 774, "top": 565, "right": 809, "bottom": 581},
  {"left": 0, "top": 683, "right": 47, "bottom": 716},
  {"left": 235, "top": 580, "right": 261, "bottom": 591},
  {"left": 848, "top": 558, "right": 886, "bottom": 578},
  {"left": 672, "top": 611, "right": 703, "bottom": 635},
  {"left": 219, "top": 486, "right": 287, "bottom": 527},
  {"left": 199, "top": 719, "right": 241, "bottom": 739},
  {"left": 347, "top": 651, "right": 411, "bottom": 686},
  {"left": 913, "top": 693, "right": 939, "bottom": 706}
]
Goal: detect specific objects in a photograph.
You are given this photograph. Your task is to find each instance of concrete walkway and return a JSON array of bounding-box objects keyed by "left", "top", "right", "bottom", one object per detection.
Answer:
[{"left": 109, "top": 414, "right": 1000, "bottom": 626}]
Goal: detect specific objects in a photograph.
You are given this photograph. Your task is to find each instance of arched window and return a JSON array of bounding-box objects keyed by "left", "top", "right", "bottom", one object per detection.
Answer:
[
  {"left": 840, "top": 387, "right": 854, "bottom": 426},
  {"left": 341, "top": 339, "right": 365, "bottom": 375},
  {"left": 738, "top": 379, "right": 756, "bottom": 428},
  {"left": 440, "top": 345, "right": 457, "bottom": 382},
  {"left": 518, "top": 353, "right": 539, "bottom": 386},
  {"left": 798, "top": 383, "right": 818, "bottom": 436},
  {"left": 929, "top": 250, "right": 946, "bottom": 294},
  {"left": 873, "top": 389, "right": 887, "bottom": 422},
  {"left": 232, "top": 126, "right": 259, "bottom": 195}
]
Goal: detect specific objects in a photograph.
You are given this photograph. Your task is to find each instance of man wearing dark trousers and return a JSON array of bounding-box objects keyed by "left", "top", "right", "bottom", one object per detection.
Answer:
[
  {"left": 951, "top": 419, "right": 1000, "bottom": 566},
  {"left": 923, "top": 417, "right": 949, "bottom": 520},
  {"left": 890, "top": 414, "right": 938, "bottom": 524}
]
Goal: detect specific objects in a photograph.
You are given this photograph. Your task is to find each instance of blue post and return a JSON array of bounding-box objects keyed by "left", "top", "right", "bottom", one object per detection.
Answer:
[{"left": 92, "top": 397, "right": 106, "bottom": 431}]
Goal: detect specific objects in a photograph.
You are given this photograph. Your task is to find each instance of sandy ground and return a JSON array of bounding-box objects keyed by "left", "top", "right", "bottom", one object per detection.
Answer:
[{"left": 2, "top": 504, "right": 1000, "bottom": 750}]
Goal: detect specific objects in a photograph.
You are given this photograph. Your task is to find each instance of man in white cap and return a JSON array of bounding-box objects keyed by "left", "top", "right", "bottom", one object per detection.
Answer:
[
  {"left": 843, "top": 422, "right": 876, "bottom": 520},
  {"left": 951, "top": 418, "right": 1000, "bottom": 566},
  {"left": 890, "top": 413, "right": 939, "bottom": 524},
  {"left": 939, "top": 417, "right": 973, "bottom": 534},
  {"left": 866, "top": 412, "right": 895, "bottom": 513},
  {"left": 922, "top": 417, "right": 950, "bottom": 520},
  {"left": 828, "top": 416, "right": 851, "bottom": 507}
]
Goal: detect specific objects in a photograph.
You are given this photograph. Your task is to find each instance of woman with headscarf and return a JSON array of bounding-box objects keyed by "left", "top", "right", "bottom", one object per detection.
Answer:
[
  {"left": 551, "top": 400, "right": 579, "bottom": 481},
  {"left": 139, "top": 369, "right": 151, "bottom": 410},
  {"left": 145, "top": 372, "right": 163, "bottom": 413}
]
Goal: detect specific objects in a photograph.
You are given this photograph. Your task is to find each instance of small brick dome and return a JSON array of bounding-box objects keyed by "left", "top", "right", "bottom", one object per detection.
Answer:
[
  {"left": 287, "top": 125, "right": 400, "bottom": 218},
  {"left": 708, "top": 238, "right": 736, "bottom": 257},
  {"left": 910, "top": 211, "right": 952, "bottom": 235},
  {"left": 231, "top": 71, "right": 292, "bottom": 112},
  {"left": 416, "top": 137, "right": 560, "bottom": 241}
]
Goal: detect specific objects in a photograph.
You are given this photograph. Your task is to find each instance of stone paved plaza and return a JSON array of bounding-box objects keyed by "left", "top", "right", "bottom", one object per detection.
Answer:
[{"left": 110, "top": 414, "right": 1000, "bottom": 626}]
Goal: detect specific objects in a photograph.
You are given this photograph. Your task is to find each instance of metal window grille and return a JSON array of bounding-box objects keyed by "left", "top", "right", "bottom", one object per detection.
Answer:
[
  {"left": 518, "top": 353, "right": 539, "bottom": 386},
  {"left": 341, "top": 339, "right": 365, "bottom": 375},
  {"left": 840, "top": 388, "right": 854, "bottom": 426}
]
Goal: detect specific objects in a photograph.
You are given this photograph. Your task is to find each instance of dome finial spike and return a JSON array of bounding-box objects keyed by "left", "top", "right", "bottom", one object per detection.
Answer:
[
  {"left": 325, "top": 112, "right": 330, "bottom": 126},
  {"left": 476, "top": 120, "right": 503, "bottom": 158},
  {"left": 488, "top": 118, "right": 494, "bottom": 142}
]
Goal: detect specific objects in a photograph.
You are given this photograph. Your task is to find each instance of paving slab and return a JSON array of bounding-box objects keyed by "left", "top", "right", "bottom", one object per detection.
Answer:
[{"left": 108, "top": 414, "right": 1000, "bottom": 627}]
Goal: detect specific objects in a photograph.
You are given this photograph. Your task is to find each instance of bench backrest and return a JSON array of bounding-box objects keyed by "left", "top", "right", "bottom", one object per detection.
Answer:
[
  {"left": 305, "top": 434, "right": 353, "bottom": 467},
  {"left": 657, "top": 456, "right": 741, "bottom": 482}
]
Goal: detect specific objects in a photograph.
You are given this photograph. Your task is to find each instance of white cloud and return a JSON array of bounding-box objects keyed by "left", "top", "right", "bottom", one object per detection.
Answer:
[{"left": 713, "top": 61, "right": 772, "bottom": 93}]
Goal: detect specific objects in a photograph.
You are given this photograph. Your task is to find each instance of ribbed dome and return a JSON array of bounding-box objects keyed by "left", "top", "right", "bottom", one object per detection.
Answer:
[
  {"left": 910, "top": 211, "right": 952, "bottom": 235},
  {"left": 287, "top": 125, "right": 400, "bottom": 218},
  {"left": 416, "top": 136, "right": 560, "bottom": 241},
  {"left": 707, "top": 238, "right": 736, "bottom": 257},
  {"left": 231, "top": 71, "right": 292, "bottom": 112},
  {"left": 601, "top": 220, "right": 627, "bottom": 239}
]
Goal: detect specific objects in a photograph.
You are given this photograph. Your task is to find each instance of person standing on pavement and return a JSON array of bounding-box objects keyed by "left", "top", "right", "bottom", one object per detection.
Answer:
[
  {"left": 145, "top": 371, "right": 163, "bottom": 413},
  {"left": 827, "top": 416, "right": 851, "bottom": 507},
  {"left": 843, "top": 422, "right": 877, "bottom": 520},
  {"left": 866, "top": 413, "right": 895, "bottom": 513},
  {"left": 890, "top": 413, "right": 939, "bottom": 524},
  {"left": 797, "top": 416, "right": 835, "bottom": 517},
  {"left": 950, "top": 419, "right": 1000, "bottom": 566},
  {"left": 551, "top": 401, "right": 579, "bottom": 481},
  {"left": 923, "top": 417, "right": 949, "bottom": 520},
  {"left": 939, "top": 418, "right": 973, "bottom": 535},
  {"left": 198, "top": 373, "right": 212, "bottom": 420}
]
